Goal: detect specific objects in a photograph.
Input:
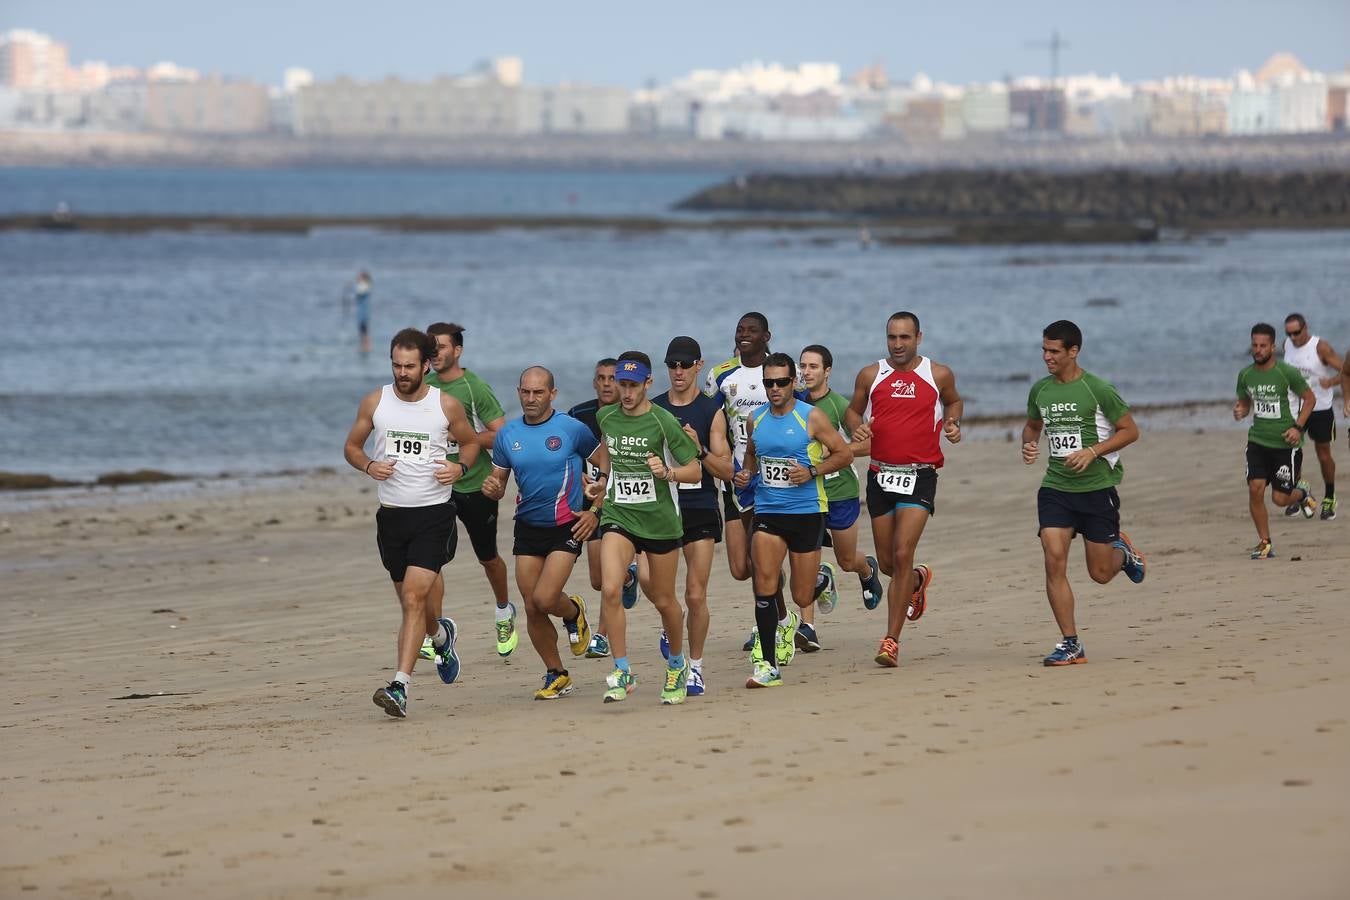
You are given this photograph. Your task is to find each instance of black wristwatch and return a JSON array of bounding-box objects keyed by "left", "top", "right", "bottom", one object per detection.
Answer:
[
  {"left": 807, "top": 464, "right": 820, "bottom": 478},
  {"left": 698, "top": 447, "right": 708, "bottom": 461}
]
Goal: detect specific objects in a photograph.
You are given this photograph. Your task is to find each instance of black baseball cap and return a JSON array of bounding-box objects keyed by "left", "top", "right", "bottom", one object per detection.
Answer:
[{"left": 664, "top": 336, "right": 702, "bottom": 366}]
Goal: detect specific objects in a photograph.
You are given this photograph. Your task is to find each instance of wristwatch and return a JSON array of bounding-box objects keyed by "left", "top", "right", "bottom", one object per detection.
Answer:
[{"left": 807, "top": 464, "right": 820, "bottom": 479}]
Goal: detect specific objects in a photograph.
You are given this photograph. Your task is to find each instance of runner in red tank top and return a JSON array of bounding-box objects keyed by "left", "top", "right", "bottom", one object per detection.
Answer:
[{"left": 846, "top": 311, "right": 963, "bottom": 669}]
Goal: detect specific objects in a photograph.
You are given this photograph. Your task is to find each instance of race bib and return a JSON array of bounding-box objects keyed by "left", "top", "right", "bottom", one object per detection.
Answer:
[
  {"left": 1046, "top": 427, "right": 1082, "bottom": 459},
  {"left": 386, "top": 430, "right": 431, "bottom": 461},
  {"left": 613, "top": 472, "right": 656, "bottom": 505},
  {"left": 824, "top": 470, "right": 840, "bottom": 480},
  {"left": 1254, "top": 399, "right": 1281, "bottom": 419},
  {"left": 760, "top": 456, "right": 795, "bottom": 489},
  {"left": 446, "top": 440, "right": 460, "bottom": 456},
  {"left": 678, "top": 476, "right": 702, "bottom": 491},
  {"left": 876, "top": 464, "right": 917, "bottom": 495},
  {"left": 733, "top": 417, "right": 749, "bottom": 446},
  {"left": 586, "top": 461, "right": 604, "bottom": 481}
]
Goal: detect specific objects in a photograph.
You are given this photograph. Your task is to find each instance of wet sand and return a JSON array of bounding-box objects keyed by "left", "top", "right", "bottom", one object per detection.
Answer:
[{"left": 2, "top": 428, "right": 1346, "bottom": 898}]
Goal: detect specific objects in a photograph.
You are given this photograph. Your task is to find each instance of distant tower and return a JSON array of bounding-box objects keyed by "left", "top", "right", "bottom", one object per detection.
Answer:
[{"left": 1026, "top": 30, "right": 1070, "bottom": 132}]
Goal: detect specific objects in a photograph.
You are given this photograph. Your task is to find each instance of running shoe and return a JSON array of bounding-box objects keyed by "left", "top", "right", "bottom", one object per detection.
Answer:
[
  {"left": 1114, "top": 532, "right": 1146, "bottom": 584},
  {"left": 433, "top": 617, "right": 461, "bottom": 685},
  {"left": 746, "top": 659, "right": 782, "bottom": 688},
  {"left": 418, "top": 636, "right": 435, "bottom": 661},
  {"left": 815, "top": 561, "right": 839, "bottom": 614},
  {"left": 741, "top": 628, "right": 757, "bottom": 652},
  {"left": 660, "top": 661, "right": 690, "bottom": 705},
  {"left": 1321, "top": 497, "right": 1338, "bottom": 521},
  {"left": 860, "top": 555, "right": 884, "bottom": 611},
  {"left": 621, "top": 562, "right": 639, "bottom": 609},
  {"left": 534, "top": 670, "right": 574, "bottom": 700},
  {"left": 776, "top": 610, "right": 799, "bottom": 666},
  {"left": 585, "top": 632, "right": 611, "bottom": 658},
  {"left": 1249, "top": 539, "right": 1276, "bottom": 560},
  {"left": 907, "top": 564, "right": 933, "bottom": 621},
  {"left": 373, "top": 681, "right": 407, "bottom": 718},
  {"left": 794, "top": 621, "right": 821, "bottom": 652},
  {"left": 1043, "top": 640, "right": 1087, "bottom": 666},
  {"left": 603, "top": 668, "right": 636, "bottom": 703},
  {"left": 495, "top": 602, "right": 519, "bottom": 658},
  {"left": 1298, "top": 481, "right": 1317, "bottom": 519},
  {"left": 564, "top": 595, "right": 591, "bottom": 658},
  {"left": 659, "top": 629, "right": 670, "bottom": 660},
  {"left": 686, "top": 664, "right": 705, "bottom": 696},
  {"left": 1283, "top": 502, "right": 1301, "bottom": 517},
  {"left": 874, "top": 636, "right": 899, "bottom": 668}
]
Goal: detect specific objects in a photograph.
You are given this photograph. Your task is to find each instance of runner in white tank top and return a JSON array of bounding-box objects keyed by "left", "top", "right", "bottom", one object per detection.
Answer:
[
  {"left": 343, "top": 328, "right": 482, "bottom": 718},
  {"left": 1281, "top": 314, "right": 1345, "bottom": 520}
]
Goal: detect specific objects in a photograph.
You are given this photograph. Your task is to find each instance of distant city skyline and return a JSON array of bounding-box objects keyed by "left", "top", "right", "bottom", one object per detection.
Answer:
[{"left": 5, "top": 0, "right": 1348, "bottom": 89}]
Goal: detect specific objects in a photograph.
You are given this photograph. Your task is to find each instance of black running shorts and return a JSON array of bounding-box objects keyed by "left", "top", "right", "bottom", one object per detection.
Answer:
[
  {"left": 752, "top": 512, "right": 826, "bottom": 554},
  {"left": 1245, "top": 442, "right": 1301, "bottom": 494},
  {"left": 375, "top": 500, "right": 458, "bottom": 583},
  {"left": 1306, "top": 409, "right": 1335, "bottom": 444},
  {"left": 453, "top": 488, "right": 501, "bottom": 562},
  {"left": 513, "top": 520, "right": 584, "bottom": 558},
  {"left": 1036, "top": 486, "right": 1120, "bottom": 544},
  {"left": 680, "top": 506, "right": 723, "bottom": 546}
]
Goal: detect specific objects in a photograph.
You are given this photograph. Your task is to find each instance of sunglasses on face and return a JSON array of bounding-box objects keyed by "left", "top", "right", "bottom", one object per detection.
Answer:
[
  {"left": 665, "top": 360, "right": 696, "bottom": 370},
  {"left": 763, "top": 376, "right": 795, "bottom": 388},
  {"left": 1285, "top": 329, "right": 1303, "bottom": 337}
]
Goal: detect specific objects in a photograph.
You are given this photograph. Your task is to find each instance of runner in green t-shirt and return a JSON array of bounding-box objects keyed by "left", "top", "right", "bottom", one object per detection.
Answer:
[
  {"left": 594, "top": 351, "right": 702, "bottom": 705},
  {"left": 1021, "top": 320, "right": 1146, "bottom": 668},
  {"left": 425, "top": 322, "right": 518, "bottom": 659},
  {"left": 795, "top": 344, "right": 885, "bottom": 651},
  {"left": 1233, "top": 322, "right": 1316, "bottom": 560}
]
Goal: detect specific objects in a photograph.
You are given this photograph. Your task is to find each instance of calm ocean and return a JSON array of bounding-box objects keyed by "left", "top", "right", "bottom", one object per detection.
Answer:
[{"left": 1, "top": 167, "right": 1347, "bottom": 481}]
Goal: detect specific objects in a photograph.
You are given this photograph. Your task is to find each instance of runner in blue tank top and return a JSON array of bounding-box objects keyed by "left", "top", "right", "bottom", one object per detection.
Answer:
[{"left": 735, "top": 353, "right": 853, "bottom": 689}]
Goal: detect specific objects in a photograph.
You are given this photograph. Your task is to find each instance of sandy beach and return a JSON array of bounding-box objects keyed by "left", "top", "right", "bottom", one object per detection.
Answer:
[{"left": 2, "top": 425, "right": 1347, "bottom": 899}]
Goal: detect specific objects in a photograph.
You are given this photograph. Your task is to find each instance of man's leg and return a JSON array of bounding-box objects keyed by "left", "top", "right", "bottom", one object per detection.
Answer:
[
  {"left": 750, "top": 530, "right": 790, "bottom": 666},
  {"left": 871, "top": 513, "right": 896, "bottom": 578},
  {"left": 599, "top": 531, "right": 639, "bottom": 661},
  {"left": 788, "top": 547, "right": 823, "bottom": 610},
  {"left": 644, "top": 548, "right": 686, "bottom": 658},
  {"left": 884, "top": 507, "right": 932, "bottom": 641},
  {"left": 1315, "top": 439, "right": 1335, "bottom": 495},
  {"left": 395, "top": 566, "right": 439, "bottom": 677},
  {"left": 1248, "top": 479, "right": 1271, "bottom": 542},
  {"left": 682, "top": 539, "right": 715, "bottom": 661},
  {"left": 830, "top": 523, "right": 873, "bottom": 581},
  {"left": 724, "top": 495, "right": 752, "bottom": 582},
  {"left": 1083, "top": 539, "right": 1127, "bottom": 585},
  {"left": 1039, "top": 527, "right": 1077, "bottom": 637},
  {"left": 519, "top": 552, "right": 583, "bottom": 673}
]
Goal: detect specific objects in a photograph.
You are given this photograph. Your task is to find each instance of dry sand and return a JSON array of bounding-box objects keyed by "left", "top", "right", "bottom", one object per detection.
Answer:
[{"left": 2, "top": 427, "right": 1347, "bottom": 899}]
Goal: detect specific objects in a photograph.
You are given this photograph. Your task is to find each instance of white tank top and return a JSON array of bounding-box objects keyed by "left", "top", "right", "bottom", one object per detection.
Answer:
[
  {"left": 1283, "top": 334, "right": 1334, "bottom": 411},
  {"left": 371, "top": 384, "right": 453, "bottom": 507}
]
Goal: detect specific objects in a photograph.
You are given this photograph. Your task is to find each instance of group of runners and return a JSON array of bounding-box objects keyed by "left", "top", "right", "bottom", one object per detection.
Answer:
[
  {"left": 1236, "top": 314, "right": 1347, "bottom": 559},
  {"left": 342, "top": 308, "right": 1344, "bottom": 719}
]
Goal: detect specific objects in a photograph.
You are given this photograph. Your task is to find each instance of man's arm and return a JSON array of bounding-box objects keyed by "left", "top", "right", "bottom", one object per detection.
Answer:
[
  {"left": 844, "top": 363, "right": 878, "bottom": 436},
  {"left": 733, "top": 419, "right": 758, "bottom": 488},
  {"left": 702, "top": 409, "right": 735, "bottom": 481},
  {"left": 1285, "top": 386, "right": 1316, "bottom": 445},
  {"left": 806, "top": 407, "right": 853, "bottom": 478},
  {"left": 441, "top": 393, "right": 481, "bottom": 480},
  {"left": 934, "top": 363, "right": 963, "bottom": 443},
  {"left": 1316, "top": 339, "right": 1345, "bottom": 388},
  {"left": 344, "top": 389, "right": 396, "bottom": 480},
  {"left": 1020, "top": 418, "right": 1043, "bottom": 465},
  {"left": 1064, "top": 412, "right": 1139, "bottom": 474}
]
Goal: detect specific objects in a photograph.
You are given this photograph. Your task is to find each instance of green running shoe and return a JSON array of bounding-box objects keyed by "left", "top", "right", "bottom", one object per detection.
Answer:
[
  {"left": 373, "top": 681, "right": 407, "bottom": 718},
  {"left": 495, "top": 602, "right": 519, "bottom": 658},
  {"left": 585, "top": 632, "right": 611, "bottom": 658},
  {"left": 418, "top": 636, "right": 435, "bottom": 661},
  {"left": 745, "top": 660, "right": 782, "bottom": 689},
  {"left": 660, "top": 661, "right": 689, "bottom": 705},
  {"left": 1297, "top": 480, "right": 1317, "bottom": 519},
  {"left": 775, "top": 610, "right": 799, "bottom": 667},
  {"left": 603, "top": 667, "right": 635, "bottom": 703},
  {"left": 1321, "top": 496, "right": 1337, "bottom": 521}
]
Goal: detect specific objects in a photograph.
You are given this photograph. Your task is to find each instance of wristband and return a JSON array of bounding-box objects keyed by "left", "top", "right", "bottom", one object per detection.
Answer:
[
  {"left": 1088, "top": 446, "right": 1099, "bottom": 459},
  {"left": 364, "top": 460, "right": 375, "bottom": 474},
  {"left": 459, "top": 462, "right": 470, "bottom": 475},
  {"left": 1297, "top": 422, "right": 1308, "bottom": 434}
]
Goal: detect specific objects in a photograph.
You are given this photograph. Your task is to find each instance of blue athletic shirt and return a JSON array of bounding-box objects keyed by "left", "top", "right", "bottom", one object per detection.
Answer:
[
  {"left": 491, "top": 411, "right": 599, "bottom": 528},
  {"left": 652, "top": 390, "right": 721, "bottom": 511},
  {"left": 749, "top": 398, "right": 827, "bottom": 515}
]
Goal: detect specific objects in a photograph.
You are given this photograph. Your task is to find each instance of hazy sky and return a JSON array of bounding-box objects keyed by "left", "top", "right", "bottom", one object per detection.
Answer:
[{"left": 7, "top": 0, "right": 1348, "bottom": 88}]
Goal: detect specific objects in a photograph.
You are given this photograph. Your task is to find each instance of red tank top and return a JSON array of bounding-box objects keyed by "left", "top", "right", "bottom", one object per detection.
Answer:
[{"left": 864, "top": 357, "right": 944, "bottom": 467}]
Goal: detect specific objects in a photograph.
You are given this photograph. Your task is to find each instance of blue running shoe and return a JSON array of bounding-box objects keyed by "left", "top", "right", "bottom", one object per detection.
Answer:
[
  {"left": 622, "top": 562, "right": 639, "bottom": 609},
  {"left": 686, "top": 664, "right": 705, "bottom": 696},
  {"left": 861, "top": 555, "right": 884, "bottom": 610},
  {"left": 1043, "top": 640, "right": 1087, "bottom": 666},
  {"left": 434, "top": 617, "right": 460, "bottom": 684},
  {"left": 659, "top": 629, "right": 670, "bottom": 660},
  {"left": 373, "top": 681, "right": 407, "bottom": 718},
  {"left": 794, "top": 621, "right": 821, "bottom": 652},
  {"left": 741, "top": 628, "right": 756, "bottom": 652},
  {"left": 1114, "top": 532, "right": 1146, "bottom": 584}
]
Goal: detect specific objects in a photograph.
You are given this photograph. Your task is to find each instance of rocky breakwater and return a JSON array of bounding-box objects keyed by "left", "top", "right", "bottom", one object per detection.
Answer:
[{"left": 676, "top": 169, "right": 1350, "bottom": 231}]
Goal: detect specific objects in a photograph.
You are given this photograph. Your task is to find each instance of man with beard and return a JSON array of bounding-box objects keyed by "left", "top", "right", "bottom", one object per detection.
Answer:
[{"left": 344, "top": 328, "right": 482, "bottom": 718}]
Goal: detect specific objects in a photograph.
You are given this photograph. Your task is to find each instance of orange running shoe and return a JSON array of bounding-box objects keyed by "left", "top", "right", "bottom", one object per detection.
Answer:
[
  {"left": 875, "top": 636, "right": 899, "bottom": 668},
  {"left": 907, "top": 564, "right": 933, "bottom": 621}
]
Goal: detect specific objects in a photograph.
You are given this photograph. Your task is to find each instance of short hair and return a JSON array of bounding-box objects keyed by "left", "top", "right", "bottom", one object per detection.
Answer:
[
  {"left": 800, "top": 344, "right": 833, "bottom": 369},
  {"left": 1043, "top": 319, "right": 1083, "bottom": 351},
  {"left": 426, "top": 322, "right": 465, "bottom": 347},
  {"left": 1251, "top": 322, "right": 1277, "bottom": 341},
  {"left": 390, "top": 327, "right": 435, "bottom": 363},
  {"left": 763, "top": 352, "right": 797, "bottom": 378},
  {"left": 1284, "top": 313, "right": 1306, "bottom": 329},
  {"left": 519, "top": 366, "right": 555, "bottom": 390},
  {"left": 595, "top": 357, "right": 618, "bottom": 371},
  {"left": 739, "top": 312, "right": 769, "bottom": 331},
  {"left": 617, "top": 349, "right": 652, "bottom": 370},
  {"left": 888, "top": 311, "right": 921, "bottom": 333}
]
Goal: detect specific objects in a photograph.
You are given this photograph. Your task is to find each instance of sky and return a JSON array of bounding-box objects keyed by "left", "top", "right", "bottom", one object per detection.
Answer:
[{"left": 6, "top": 0, "right": 1348, "bottom": 88}]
